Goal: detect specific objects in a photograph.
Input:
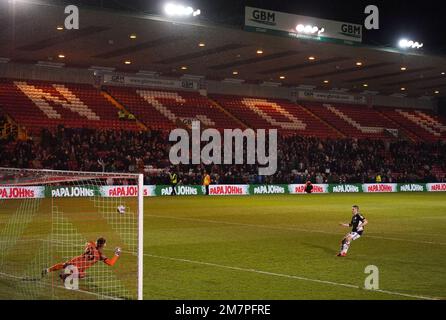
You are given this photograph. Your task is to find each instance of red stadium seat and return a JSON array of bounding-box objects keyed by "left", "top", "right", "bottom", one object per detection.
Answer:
[
  {"left": 0, "top": 79, "right": 141, "bottom": 133},
  {"left": 103, "top": 86, "right": 242, "bottom": 130},
  {"left": 209, "top": 94, "right": 343, "bottom": 138}
]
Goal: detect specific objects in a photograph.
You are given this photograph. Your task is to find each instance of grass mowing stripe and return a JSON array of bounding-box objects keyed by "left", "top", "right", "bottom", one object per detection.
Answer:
[
  {"left": 1, "top": 240, "right": 440, "bottom": 300},
  {"left": 0, "top": 271, "right": 122, "bottom": 300},
  {"left": 13, "top": 240, "right": 444, "bottom": 300},
  {"left": 146, "top": 214, "right": 446, "bottom": 246},
  {"left": 141, "top": 252, "right": 440, "bottom": 300}
]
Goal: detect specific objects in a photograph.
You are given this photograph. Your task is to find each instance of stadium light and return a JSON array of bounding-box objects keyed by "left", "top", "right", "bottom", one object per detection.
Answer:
[
  {"left": 296, "top": 24, "right": 324, "bottom": 35},
  {"left": 164, "top": 3, "right": 200, "bottom": 17},
  {"left": 398, "top": 38, "right": 423, "bottom": 49}
]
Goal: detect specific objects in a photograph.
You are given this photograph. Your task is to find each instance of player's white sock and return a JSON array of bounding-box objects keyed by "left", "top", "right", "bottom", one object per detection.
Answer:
[
  {"left": 342, "top": 241, "right": 350, "bottom": 254},
  {"left": 340, "top": 239, "right": 349, "bottom": 253}
]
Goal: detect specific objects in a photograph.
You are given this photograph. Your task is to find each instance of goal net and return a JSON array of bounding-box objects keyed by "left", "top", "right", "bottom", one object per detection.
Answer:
[{"left": 0, "top": 168, "right": 143, "bottom": 300}]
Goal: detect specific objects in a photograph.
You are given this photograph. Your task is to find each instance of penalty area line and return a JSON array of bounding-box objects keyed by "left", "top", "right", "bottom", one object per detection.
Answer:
[{"left": 141, "top": 252, "right": 440, "bottom": 301}]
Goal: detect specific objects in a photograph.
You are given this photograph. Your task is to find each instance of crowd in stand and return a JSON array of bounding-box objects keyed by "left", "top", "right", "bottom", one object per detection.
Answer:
[
  {"left": 0, "top": 112, "right": 6, "bottom": 129},
  {"left": 0, "top": 126, "right": 445, "bottom": 184}
]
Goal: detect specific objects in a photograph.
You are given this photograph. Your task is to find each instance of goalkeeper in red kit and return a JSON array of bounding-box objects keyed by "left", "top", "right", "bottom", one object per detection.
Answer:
[{"left": 42, "top": 237, "right": 121, "bottom": 280}]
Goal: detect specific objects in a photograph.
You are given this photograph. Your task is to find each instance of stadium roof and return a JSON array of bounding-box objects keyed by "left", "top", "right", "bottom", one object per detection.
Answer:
[{"left": 1, "top": 0, "right": 445, "bottom": 98}]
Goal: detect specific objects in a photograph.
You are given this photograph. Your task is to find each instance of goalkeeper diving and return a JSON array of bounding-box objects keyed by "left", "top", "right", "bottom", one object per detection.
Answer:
[{"left": 42, "top": 237, "right": 121, "bottom": 280}]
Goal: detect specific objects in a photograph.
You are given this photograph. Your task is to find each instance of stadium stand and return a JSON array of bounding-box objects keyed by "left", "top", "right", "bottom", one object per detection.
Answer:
[
  {"left": 0, "top": 79, "right": 140, "bottom": 135},
  {"left": 210, "top": 94, "right": 343, "bottom": 138},
  {"left": 104, "top": 86, "right": 242, "bottom": 130},
  {"left": 0, "top": 126, "right": 444, "bottom": 184},
  {"left": 1, "top": 79, "right": 445, "bottom": 143},
  {"left": 0, "top": 78, "right": 445, "bottom": 184},
  {"left": 298, "top": 102, "right": 406, "bottom": 139},
  {"left": 0, "top": 108, "right": 5, "bottom": 127},
  {"left": 376, "top": 107, "right": 446, "bottom": 141}
]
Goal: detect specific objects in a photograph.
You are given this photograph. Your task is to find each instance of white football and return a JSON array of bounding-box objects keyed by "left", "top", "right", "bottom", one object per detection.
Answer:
[{"left": 117, "top": 205, "right": 126, "bottom": 214}]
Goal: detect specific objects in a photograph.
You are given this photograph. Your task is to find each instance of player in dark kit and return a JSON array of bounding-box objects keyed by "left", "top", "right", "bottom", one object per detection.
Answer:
[{"left": 337, "top": 205, "right": 368, "bottom": 257}]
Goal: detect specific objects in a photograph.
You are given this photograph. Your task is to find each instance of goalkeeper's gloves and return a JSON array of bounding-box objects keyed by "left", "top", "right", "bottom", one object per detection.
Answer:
[{"left": 114, "top": 247, "right": 122, "bottom": 256}]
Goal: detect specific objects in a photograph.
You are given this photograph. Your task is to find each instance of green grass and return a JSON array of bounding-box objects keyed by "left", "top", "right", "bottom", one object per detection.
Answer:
[
  {"left": 143, "top": 193, "right": 446, "bottom": 300},
  {"left": 0, "top": 193, "right": 445, "bottom": 299}
]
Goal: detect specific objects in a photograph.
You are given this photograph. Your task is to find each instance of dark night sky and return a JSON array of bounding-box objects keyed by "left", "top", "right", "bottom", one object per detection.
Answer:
[{"left": 61, "top": 0, "right": 446, "bottom": 54}]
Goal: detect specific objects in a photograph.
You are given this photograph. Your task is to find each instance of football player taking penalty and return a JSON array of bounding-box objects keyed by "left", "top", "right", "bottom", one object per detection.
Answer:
[
  {"left": 42, "top": 237, "right": 121, "bottom": 280},
  {"left": 337, "top": 205, "right": 368, "bottom": 257}
]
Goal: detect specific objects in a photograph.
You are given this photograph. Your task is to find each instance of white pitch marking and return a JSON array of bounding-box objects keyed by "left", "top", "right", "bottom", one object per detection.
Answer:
[
  {"left": 140, "top": 252, "right": 440, "bottom": 300},
  {"left": 146, "top": 214, "right": 446, "bottom": 246},
  {"left": 2, "top": 239, "right": 439, "bottom": 300},
  {"left": 0, "top": 271, "right": 121, "bottom": 300}
]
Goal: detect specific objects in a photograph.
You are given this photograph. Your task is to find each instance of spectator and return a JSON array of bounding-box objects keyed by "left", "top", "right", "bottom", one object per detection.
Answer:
[
  {"left": 118, "top": 110, "right": 126, "bottom": 120},
  {"left": 305, "top": 181, "right": 313, "bottom": 193},
  {"left": 376, "top": 174, "right": 382, "bottom": 183},
  {"left": 0, "top": 127, "right": 444, "bottom": 184}
]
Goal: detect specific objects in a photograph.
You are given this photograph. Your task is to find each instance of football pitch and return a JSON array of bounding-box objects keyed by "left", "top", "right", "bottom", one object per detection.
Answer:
[
  {"left": 144, "top": 193, "right": 446, "bottom": 300},
  {"left": 0, "top": 193, "right": 445, "bottom": 300}
]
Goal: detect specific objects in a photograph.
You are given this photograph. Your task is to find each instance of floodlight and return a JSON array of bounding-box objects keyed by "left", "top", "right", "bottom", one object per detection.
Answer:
[
  {"left": 164, "top": 3, "right": 200, "bottom": 17},
  {"left": 399, "top": 38, "right": 423, "bottom": 49}
]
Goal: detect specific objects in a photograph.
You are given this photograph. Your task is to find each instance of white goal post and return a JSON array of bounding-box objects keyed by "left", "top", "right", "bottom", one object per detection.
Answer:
[{"left": 0, "top": 167, "right": 144, "bottom": 300}]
